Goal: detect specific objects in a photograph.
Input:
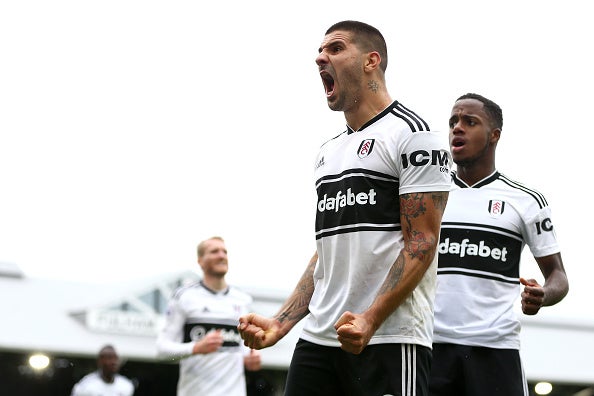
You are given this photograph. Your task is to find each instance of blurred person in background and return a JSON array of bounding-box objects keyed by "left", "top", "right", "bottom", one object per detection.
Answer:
[
  {"left": 156, "top": 236, "right": 261, "bottom": 396},
  {"left": 71, "top": 344, "right": 134, "bottom": 396}
]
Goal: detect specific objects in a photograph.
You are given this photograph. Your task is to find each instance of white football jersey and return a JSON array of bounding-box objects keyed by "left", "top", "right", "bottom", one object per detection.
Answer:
[
  {"left": 70, "top": 371, "right": 134, "bottom": 396},
  {"left": 156, "top": 281, "right": 252, "bottom": 396},
  {"left": 302, "top": 100, "right": 452, "bottom": 348},
  {"left": 433, "top": 171, "right": 560, "bottom": 349}
]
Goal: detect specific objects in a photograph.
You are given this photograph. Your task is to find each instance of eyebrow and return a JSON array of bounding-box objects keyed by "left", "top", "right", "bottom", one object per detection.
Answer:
[
  {"left": 449, "top": 114, "right": 480, "bottom": 124},
  {"left": 451, "top": 113, "right": 478, "bottom": 120},
  {"left": 318, "top": 38, "right": 344, "bottom": 54}
]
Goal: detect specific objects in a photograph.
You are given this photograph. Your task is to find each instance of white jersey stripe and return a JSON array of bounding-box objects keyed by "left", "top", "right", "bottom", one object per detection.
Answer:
[
  {"left": 315, "top": 170, "right": 398, "bottom": 188},
  {"left": 411, "top": 344, "right": 417, "bottom": 396},
  {"left": 316, "top": 222, "right": 400, "bottom": 236},
  {"left": 400, "top": 344, "right": 417, "bottom": 396},
  {"left": 437, "top": 267, "right": 520, "bottom": 284},
  {"left": 521, "top": 361, "right": 529, "bottom": 396},
  {"left": 441, "top": 221, "right": 523, "bottom": 241},
  {"left": 401, "top": 344, "right": 407, "bottom": 396}
]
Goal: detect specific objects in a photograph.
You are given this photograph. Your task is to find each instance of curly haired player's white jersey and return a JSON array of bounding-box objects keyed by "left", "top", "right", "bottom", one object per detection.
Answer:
[
  {"left": 156, "top": 281, "right": 252, "bottom": 396},
  {"left": 433, "top": 171, "right": 560, "bottom": 349},
  {"left": 301, "top": 100, "right": 452, "bottom": 348}
]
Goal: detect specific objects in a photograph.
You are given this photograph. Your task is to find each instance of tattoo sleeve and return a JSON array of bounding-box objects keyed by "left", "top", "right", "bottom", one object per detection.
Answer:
[
  {"left": 274, "top": 253, "right": 316, "bottom": 325},
  {"left": 400, "top": 192, "right": 434, "bottom": 261},
  {"left": 378, "top": 254, "right": 405, "bottom": 295},
  {"left": 378, "top": 191, "right": 448, "bottom": 294},
  {"left": 431, "top": 191, "right": 448, "bottom": 213}
]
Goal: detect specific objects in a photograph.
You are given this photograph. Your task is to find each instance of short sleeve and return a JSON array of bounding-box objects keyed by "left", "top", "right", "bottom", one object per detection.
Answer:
[{"left": 398, "top": 131, "right": 452, "bottom": 194}]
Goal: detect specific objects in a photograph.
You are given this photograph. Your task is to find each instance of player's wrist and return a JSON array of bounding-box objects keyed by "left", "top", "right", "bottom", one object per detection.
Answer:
[
  {"left": 361, "top": 309, "right": 381, "bottom": 333},
  {"left": 191, "top": 341, "right": 202, "bottom": 355}
]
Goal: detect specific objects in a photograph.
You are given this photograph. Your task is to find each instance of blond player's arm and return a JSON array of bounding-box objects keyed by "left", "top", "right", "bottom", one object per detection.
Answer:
[
  {"left": 238, "top": 252, "right": 317, "bottom": 349},
  {"left": 335, "top": 191, "right": 448, "bottom": 354}
]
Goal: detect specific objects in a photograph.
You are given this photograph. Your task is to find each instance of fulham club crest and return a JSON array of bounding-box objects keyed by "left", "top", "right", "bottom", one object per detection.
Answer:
[
  {"left": 488, "top": 199, "right": 505, "bottom": 217},
  {"left": 357, "top": 139, "right": 375, "bottom": 158}
]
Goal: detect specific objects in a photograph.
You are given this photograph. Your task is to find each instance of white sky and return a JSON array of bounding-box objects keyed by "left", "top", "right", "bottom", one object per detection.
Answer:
[{"left": 1, "top": 1, "right": 591, "bottom": 318}]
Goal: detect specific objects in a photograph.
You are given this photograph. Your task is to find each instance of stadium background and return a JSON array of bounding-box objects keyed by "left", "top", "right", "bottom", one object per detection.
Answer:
[{"left": 1, "top": 262, "right": 592, "bottom": 396}]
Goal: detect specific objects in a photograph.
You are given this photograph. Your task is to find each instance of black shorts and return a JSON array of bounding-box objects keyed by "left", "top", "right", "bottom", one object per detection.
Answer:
[
  {"left": 284, "top": 338, "right": 431, "bottom": 396},
  {"left": 429, "top": 343, "right": 528, "bottom": 396}
]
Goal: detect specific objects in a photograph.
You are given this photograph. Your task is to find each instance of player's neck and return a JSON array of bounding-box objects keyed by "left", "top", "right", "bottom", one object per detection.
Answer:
[
  {"left": 202, "top": 276, "right": 227, "bottom": 292},
  {"left": 100, "top": 372, "right": 115, "bottom": 384},
  {"left": 345, "top": 93, "right": 392, "bottom": 131},
  {"left": 456, "top": 164, "right": 496, "bottom": 187}
]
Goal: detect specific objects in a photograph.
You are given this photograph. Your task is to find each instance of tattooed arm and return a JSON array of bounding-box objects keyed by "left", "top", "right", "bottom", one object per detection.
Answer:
[
  {"left": 335, "top": 191, "right": 449, "bottom": 354},
  {"left": 238, "top": 252, "right": 317, "bottom": 350}
]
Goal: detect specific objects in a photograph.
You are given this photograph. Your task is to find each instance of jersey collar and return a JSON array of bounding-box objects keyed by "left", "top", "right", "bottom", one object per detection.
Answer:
[
  {"left": 347, "top": 100, "right": 400, "bottom": 134},
  {"left": 453, "top": 170, "right": 500, "bottom": 188},
  {"left": 199, "top": 280, "right": 230, "bottom": 295}
]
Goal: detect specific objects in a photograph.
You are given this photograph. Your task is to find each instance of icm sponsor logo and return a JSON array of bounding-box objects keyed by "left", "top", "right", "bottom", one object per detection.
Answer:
[
  {"left": 439, "top": 238, "right": 508, "bottom": 261},
  {"left": 535, "top": 218, "right": 553, "bottom": 234},
  {"left": 401, "top": 149, "right": 449, "bottom": 172},
  {"left": 318, "top": 188, "right": 377, "bottom": 213}
]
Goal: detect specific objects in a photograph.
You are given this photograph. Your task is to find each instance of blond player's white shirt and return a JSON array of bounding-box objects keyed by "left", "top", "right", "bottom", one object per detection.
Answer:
[
  {"left": 302, "top": 100, "right": 452, "bottom": 349},
  {"left": 156, "top": 281, "right": 253, "bottom": 396},
  {"left": 70, "top": 371, "right": 134, "bottom": 396}
]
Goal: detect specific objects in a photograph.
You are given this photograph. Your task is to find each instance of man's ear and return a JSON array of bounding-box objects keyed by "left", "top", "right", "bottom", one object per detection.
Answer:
[
  {"left": 490, "top": 128, "right": 501, "bottom": 145},
  {"left": 364, "top": 51, "right": 382, "bottom": 72}
]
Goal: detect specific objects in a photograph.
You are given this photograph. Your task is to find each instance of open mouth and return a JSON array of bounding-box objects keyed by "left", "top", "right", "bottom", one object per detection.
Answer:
[
  {"left": 450, "top": 137, "right": 466, "bottom": 153},
  {"left": 451, "top": 137, "right": 465, "bottom": 148},
  {"left": 320, "top": 71, "right": 335, "bottom": 97}
]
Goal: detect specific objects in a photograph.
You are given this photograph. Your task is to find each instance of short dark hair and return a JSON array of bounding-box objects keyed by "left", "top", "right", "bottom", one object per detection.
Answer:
[
  {"left": 457, "top": 93, "right": 503, "bottom": 130},
  {"left": 325, "top": 20, "right": 388, "bottom": 72},
  {"left": 98, "top": 344, "right": 116, "bottom": 357}
]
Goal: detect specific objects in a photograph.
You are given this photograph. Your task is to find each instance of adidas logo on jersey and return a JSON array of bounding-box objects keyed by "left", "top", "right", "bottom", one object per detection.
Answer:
[
  {"left": 317, "top": 188, "right": 377, "bottom": 213},
  {"left": 439, "top": 238, "right": 509, "bottom": 261},
  {"left": 315, "top": 156, "right": 325, "bottom": 169}
]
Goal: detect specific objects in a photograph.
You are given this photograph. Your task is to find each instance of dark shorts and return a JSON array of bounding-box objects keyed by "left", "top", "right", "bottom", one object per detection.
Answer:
[
  {"left": 284, "top": 338, "right": 431, "bottom": 396},
  {"left": 429, "top": 343, "right": 528, "bottom": 396}
]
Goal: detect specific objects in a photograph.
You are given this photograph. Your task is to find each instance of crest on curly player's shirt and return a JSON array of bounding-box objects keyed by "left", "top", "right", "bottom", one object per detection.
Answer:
[{"left": 488, "top": 199, "right": 505, "bottom": 217}]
